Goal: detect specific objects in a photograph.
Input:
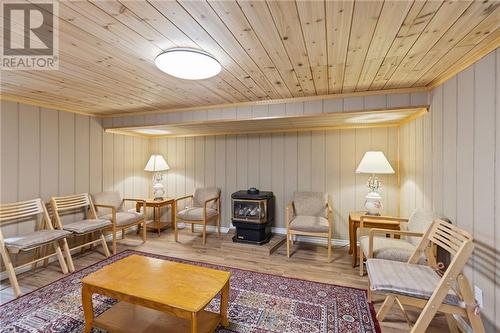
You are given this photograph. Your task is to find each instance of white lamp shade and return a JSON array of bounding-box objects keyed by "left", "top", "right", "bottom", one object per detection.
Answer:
[
  {"left": 356, "top": 151, "right": 395, "bottom": 174},
  {"left": 144, "top": 154, "right": 170, "bottom": 172}
]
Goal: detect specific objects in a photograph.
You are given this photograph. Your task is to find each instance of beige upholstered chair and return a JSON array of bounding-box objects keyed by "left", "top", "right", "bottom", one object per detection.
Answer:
[
  {"left": 359, "top": 208, "right": 446, "bottom": 276},
  {"left": 91, "top": 191, "right": 146, "bottom": 254},
  {"left": 175, "top": 187, "right": 221, "bottom": 245},
  {"left": 286, "top": 192, "right": 333, "bottom": 262},
  {"left": 0, "top": 199, "right": 72, "bottom": 297},
  {"left": 51, "top": 193, "right": 112, "bottom": 268},
  {"left": 367, "top": 219, "right": 485, "bottom": 333}
]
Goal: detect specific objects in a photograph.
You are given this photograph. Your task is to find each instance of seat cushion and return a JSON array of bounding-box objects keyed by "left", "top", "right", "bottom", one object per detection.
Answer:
[
  {"left": 289, "top": 216, "right": 330, "bottom": 233},
  {"left": 4, "top": 229, "right": 72, "bottom": 253},
  {"left": 101, "top": 212, "right": 144, "bottom": 227},
  {"left": 293, "top": 192, "right": 328, "bottom": 218},
  {"left": 360, "top": 236, "right": 417, "bottom": 263},
  {"left": 366, "top": 258, "right": 461, "bottom": 306},
  {"left": 63, "top": 219, "right": 111, "bottom": 234},
  {"left": 177, "top": 207, "right": 218, "bottom": 221},
  {"left": 193, "top": 188, "right": 220, "bottom": 209}
]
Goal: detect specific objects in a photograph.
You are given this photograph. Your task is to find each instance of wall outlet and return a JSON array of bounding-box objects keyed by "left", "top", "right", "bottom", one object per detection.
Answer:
[{"left": 474, "top": 285, "right": 483, "bottom": 308}]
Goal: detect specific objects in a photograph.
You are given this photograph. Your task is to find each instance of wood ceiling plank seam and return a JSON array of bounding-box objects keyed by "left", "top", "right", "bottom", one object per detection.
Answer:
[
  {"left": 295, "top": 0, "right": 329, "bottom": 95},
  {"left": 206, "top": 0, "right": 297, "bottom": 98},
  {"left": 383, "top": 0, "right": 473, "bottom": 89},
  {"left": 56, "top": 1, "right": 209, "bottom": 107},
  {"left": 89, "top": 0, "right": 237, "bottom": 106},
  {"left": 325, "top": 0, "right": 354, "bottom": 94},
  {"left": 341, "top": 0, "right": 384, "bottom": 93},
  {"left": 235, "top": 0, "right": 305, "bottom": 97},
  {"left": 393, "top": 0, "right": 489, "bottom": 88},
  {"left": 176, "top": 0, "right": 285, "bottom": 100},
  {"left": 118, "top": 0, "right": 250, "bottom": 103},
  {"left": 423, "top": 28, "right": 500, "bottom": 88},
  {"left": 0, "top": 23, "right": 171, "bottom": 109},
  {"left": 147, "top": 0, "right": 268, "bottom": 100},
  {"left": 412, "top": 5, "right": 500, "bottom": 86},
  {"left": 369, "top": 0, "right": 444, "bottom": 90},
  {"left": 354, "top": 0, "right": 414, "bottom": 91},
  {"left": 265, "top": 0, "right": 317, "bottom": 95}
]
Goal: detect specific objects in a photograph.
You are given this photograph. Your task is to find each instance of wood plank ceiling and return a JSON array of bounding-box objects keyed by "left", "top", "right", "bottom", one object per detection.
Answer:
[{"left": 1, "top": 0, "right": 499, "bottom": 116}]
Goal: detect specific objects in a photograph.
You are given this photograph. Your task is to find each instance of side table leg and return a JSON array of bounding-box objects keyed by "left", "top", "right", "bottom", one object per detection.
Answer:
[
  {"left": 352, "top": 226, "right": 358, "bottom": 268},
  {"left": 220, "top": 280, "right": 230, "bottom": 327},
  {"left": 348, "top": 218, "right": 354, "bottom": 255},
  {"left": 191, "top": 311, "right": 198, "bottom": 333},
  {"left": 82, "top": 284, "right": 94, "bottom": 333}
]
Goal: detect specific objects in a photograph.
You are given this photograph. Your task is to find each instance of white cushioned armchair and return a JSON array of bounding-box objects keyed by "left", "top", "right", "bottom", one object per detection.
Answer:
[
  {"left": 286, "top": 192, "right": 333, "bottom": 262},
  {"left": 359, "top": 208, "right": 447, "bottom": 275},
  {"left": 175, "top": 187, "right": 221, "bottom": 245},
  {"left": 91, "top": 191, "right": 146, "bottom": 255}
]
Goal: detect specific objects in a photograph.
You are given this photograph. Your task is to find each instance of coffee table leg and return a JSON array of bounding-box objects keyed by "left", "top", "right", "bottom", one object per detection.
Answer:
[
  {"left": 81, "top": 284, "right": 94, "bottom": 333},
  {"left": 191, "top": 311, "right": 198, "bottom": 333},
  {"left": 220, "top": 281, "right": 230, "bottom": 327}
]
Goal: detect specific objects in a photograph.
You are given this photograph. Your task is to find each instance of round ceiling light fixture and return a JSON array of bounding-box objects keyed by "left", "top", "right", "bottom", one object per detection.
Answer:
[{"left": 154, "top": 48, "right": 222, "bottom": 80}]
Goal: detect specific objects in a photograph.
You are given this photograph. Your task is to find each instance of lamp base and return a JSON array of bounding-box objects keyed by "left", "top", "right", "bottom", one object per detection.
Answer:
[{"left": 364, "top": 191, "right": 382, "bottom": 215}]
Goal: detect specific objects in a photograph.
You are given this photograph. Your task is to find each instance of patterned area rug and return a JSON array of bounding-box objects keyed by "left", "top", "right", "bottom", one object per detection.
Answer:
[{"left": 0, "top": 250, "right": 380, "bottom": 333}]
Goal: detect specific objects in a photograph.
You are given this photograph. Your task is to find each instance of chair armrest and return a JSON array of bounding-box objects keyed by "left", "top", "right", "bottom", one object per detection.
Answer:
[
  {"left": 367, "top": 228, "right": 424, "bottom": 258},
  {"left": 204, "top": 197, "right": 219, "bottom": 219},
  {"left": 93, "top": 204, "right": 117, "bottom": 226},
  {"left": 175, "top": 195, "right": 193, "bottom": 212},
  {"left": 285, "top": 201, "right": 294, "bottom": 228}
]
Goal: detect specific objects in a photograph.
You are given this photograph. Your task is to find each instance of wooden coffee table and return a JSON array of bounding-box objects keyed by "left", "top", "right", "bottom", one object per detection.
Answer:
[{"left": 81, "top": 254, "right": 231, "bottom": 333}]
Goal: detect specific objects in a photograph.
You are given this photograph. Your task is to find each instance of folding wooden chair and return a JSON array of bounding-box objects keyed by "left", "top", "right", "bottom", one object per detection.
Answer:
[
  {"left": 0, "top": 199, "right": 72, "bottom": 297},
  {"left": 51, "top": 193, "right": 111, "bottom": 271},
  {"left": 366, "top": 219, "right": 485, "bottom": 333}
]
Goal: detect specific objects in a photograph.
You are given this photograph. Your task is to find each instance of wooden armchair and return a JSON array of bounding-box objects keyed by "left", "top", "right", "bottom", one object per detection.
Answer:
[
  {"left": 51, "top": 193, "right": 111, "bottom": 267},
  {"left": 0, "top": 199, "right": 72, "bottom": 297},
  {"left": 358, "top": 209, "right": 444, "bottom": 276},
  {"left": 286, "top": 192, "right": 333, "bottom": 262},
  {"left": 91, "top": 191, "right": 147, "bottom": 254},
  {"left": 367, "top": 219, "right": 485, "bottom": 333},
  {"left": 174, "top": 188, "right": 221, "bottom": 245}
]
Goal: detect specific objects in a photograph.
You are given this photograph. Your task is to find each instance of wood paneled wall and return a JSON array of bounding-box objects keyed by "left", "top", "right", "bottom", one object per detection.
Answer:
[
  {"left": 0, "top": 101, "right": 150, "bottom": 256},
  {"left": 151, "top": 127, "right": 399, "bottom": 240},
  {"left": 399, "top": 49, "right": 499, "bottom": 332}
]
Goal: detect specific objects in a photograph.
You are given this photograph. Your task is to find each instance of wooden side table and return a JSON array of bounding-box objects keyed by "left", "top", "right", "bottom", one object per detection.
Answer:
[
  {"left": 348, "top": 211, "right": 401, "bottom": 267},
  {"left": 136, "top": 198, "right": 175, "bottom": 236}
]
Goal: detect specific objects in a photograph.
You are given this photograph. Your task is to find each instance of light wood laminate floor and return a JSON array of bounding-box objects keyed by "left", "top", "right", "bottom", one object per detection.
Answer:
[{"left": 0, "top": 229, "right": 449, "bottom": 332}]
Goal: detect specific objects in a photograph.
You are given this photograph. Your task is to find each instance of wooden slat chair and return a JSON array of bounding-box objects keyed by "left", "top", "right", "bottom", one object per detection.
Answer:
[
  {"left": 0, "top": 199, "right": 72, "bottom": 297},
  {"left": 286, "top": 192, "right": 333, "bottom": 262},
  {"left": 366, "top": 219, "right": 485, "bottom": 333},
  {"left": 91, "top": 191, "right": 147, "bottom": 255},
  {"left": 174, "top": 188, "right": 221, "bottom": 245},
  {"left": 51, "top": 193, "right": 111, "bottom": 270}
]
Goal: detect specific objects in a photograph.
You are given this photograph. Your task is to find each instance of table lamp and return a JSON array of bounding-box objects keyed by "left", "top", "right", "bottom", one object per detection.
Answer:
[
  {"left": 144, "top": 154, "right": 169, "bottom": 200},
  {"left": 355, "top": 151, "right": 395, "bottom": 215}
]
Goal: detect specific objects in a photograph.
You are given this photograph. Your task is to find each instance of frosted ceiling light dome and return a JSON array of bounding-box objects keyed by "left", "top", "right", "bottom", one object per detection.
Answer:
[{"left": 155, "top": 48, "right": 221, "bottom": 80}]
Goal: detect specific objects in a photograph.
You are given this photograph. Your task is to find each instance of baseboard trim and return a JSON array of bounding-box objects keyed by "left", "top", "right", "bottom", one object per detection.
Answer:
[{"left": 1, "top": 226, "right": 349, "bottom": 281}]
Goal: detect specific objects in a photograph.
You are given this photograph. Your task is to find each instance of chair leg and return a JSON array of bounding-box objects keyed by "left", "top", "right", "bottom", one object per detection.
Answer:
[
  {"left": 100, "top": 232, "right": 111, "bottom": 257},
  {"left": 203, "top": 224, "right": 207, "bottom": 245},
  {"left": 142, "top": 220, "right": 147, "bottom": 243},
  {"left": 457, "top": 274, "right": 486, "bottom": 333},
  {"left": 191, "top": 223, "right": 194, "bottom": 233},
  {"left": 175, "top": 217, "right": 179, "bottom": 242},
  {"left": 287, "top": 232, "right": 291, "bottom": 258},
  {"left": 367, "top": 279, "right": 372, "bottom": 303},
  {"left": 359, "top": 247, "right": 364, "bottom": 276},
  {"left": 445, "top": 314, "right": 459, "bottom": 333},
  {"left": 0, "top": 246, "right": 21, "bottom": 297},
  {"left": 377, "top": 295, "right": 396, "bottom": 321},
  {"left": 52, "top": 242, "right": 69, "bottom": 274},
  {"left": 61, "top": 238, "right": 75, "bottom": 272},
  {"left": 112, "top": 227, "right": 117, "bottom": 255},
  {"left": 217, "top": 215, "right": 221, "bottom": 237},
  {"left": 327, "top": 231, "right": 332, "bottom": 263}
]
